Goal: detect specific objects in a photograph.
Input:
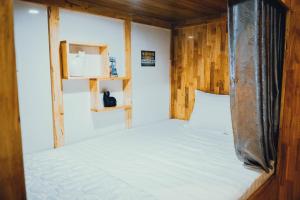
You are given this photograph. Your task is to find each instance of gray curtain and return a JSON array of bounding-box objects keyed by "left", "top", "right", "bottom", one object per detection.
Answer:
[{"left": 228, "top": 0, "right": 286, "bottom": 172}]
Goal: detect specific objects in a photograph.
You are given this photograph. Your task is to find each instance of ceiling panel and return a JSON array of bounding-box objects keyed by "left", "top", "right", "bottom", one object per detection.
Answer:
[
  {"left": 23, "top": 0, "right": 228, "bottom": 28},
  {"left": 82, "top": 0, "right": 227, "bottom": 22}
]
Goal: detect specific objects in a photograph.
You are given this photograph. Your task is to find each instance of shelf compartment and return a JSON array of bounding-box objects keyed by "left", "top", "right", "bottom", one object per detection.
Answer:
[
  {"left": 89, "top": 79, "right": 132, "bottom": 113},
  {"left": 60, "top": 41, "right": 109, "bottom": 79}
]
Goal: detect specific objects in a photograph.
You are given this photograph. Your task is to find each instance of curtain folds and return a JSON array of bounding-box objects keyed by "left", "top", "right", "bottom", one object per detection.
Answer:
[{"left": 228, "top": 0, "right": 286, "bottom": 171}]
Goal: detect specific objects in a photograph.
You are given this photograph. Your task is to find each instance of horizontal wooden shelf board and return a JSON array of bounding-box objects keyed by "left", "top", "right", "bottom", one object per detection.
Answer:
[
  {"left": 62, "top": 40, "right": 108, "bottom": 47},
  {"left": 91, "top": 105, "right": 132, "bottom": 112},
  {"left": 64, "top": 76, "right": 129, "bottom": 81}
]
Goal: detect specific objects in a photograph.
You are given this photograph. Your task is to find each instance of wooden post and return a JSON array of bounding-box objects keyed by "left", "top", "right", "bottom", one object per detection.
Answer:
[
  {"left": 124, "top": 19, "right": 132, "bottom": 128},
  {"left": 48, "top": 6, "right": 64, "bottom": 148},
  {"left": 277, "top": 3, "right": 300, "bottom": 199},
  {"left": 0, "top": 0, "right": 27, "bottom": 199}
]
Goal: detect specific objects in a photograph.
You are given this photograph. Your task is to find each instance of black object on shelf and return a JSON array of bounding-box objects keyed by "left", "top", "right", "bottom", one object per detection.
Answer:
[{"left": 103, "top": 91, "right": 117, "bottom": 107}]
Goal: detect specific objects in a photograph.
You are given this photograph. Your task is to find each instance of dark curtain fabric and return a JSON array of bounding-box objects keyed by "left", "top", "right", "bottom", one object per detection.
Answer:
[{"left": 228, "top": 0, "right": 286, "bottom": 172}]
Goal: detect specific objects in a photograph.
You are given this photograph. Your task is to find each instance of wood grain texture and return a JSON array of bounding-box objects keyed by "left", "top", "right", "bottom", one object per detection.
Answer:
[
  {"left": 277, "top": 2, "right": 300, "bottom": 199},
  {"left": 48, "top": 6, "right": 64, "bottom": 148},
  {"left": 0, "top": 0, "right": 26, "bottom": 199},
  {"left": 89, "top": 79, "right": 101, "bottom": 111},
  {"left": 22, "top": 0, "right": 227, "bottom": 29},
  {"left": 250, "top": 1, "right": 300, "bottom": 199},
  {"left": 248, "top": 176, "right": 279, "bottom": 200},
  {"left": 124, "top": 19, "right": 132, "bottom": 128},
  {"left": 171, "top": 17, "right": 229, "bottom": 120}
]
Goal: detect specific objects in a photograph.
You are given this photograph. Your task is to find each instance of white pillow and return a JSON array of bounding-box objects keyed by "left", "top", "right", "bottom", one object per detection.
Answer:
[{"left": 189, "top": 90, "right": 233, "bottom": 133}]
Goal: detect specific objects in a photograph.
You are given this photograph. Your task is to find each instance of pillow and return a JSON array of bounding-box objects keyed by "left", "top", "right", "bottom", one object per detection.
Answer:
[{"left": 188, "top": 90, "right": 233, "bottom": 133}]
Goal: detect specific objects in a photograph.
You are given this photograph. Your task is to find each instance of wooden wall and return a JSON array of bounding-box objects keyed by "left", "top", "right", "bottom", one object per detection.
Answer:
[
  {"left": 170, "top": 17, "right": 229, "bottom": 120},
  {"left": 277, "top": 0, "right": 300, "bottom": 199},
  {"left": 249, "top": 0, "right": 300, "bottom": 199},
  {"left": 0, "top": 0, "right": 26, "bottom": 199}
]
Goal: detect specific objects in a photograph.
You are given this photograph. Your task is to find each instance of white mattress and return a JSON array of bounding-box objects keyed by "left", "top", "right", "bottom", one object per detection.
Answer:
[{"left": 24, "top": 119, "right": 263, "bottom": 200}]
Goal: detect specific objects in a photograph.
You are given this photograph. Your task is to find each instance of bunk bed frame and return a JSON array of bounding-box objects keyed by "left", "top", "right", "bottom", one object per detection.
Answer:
[{"left": 0, "top": 0, "right": 299, "bottom": 199}]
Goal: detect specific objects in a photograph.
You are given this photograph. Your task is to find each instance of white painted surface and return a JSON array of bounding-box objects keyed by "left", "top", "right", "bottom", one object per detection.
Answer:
[
  {"left": 132, "top": 23, "right": 171, "bottom": 126},
  {"left": 14, "top": 4, "right": 171, "bottom": 152},
  {"left": 60, "top": 9, "right": 126, "bottom": 77},
  {"left": 14, "top": 1, "right": 54, "bottom": 154}
]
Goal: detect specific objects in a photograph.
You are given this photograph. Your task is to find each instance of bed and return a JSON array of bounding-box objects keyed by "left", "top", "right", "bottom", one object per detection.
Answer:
[{"left": 24, "top": 91, "right": 272, "bottom": 200}]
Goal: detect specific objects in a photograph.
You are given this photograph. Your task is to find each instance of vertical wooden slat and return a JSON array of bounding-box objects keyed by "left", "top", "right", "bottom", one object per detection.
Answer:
[
  {"left": 89, "top": 79, "right": 100, "bottom": 111},
  {"left": 48, "top": 6, "right": 64, "bottom": 147},
  {"left": 60, "top": 41, "right": 69, "bottom": 79},
  {"left": 124, "top": 18, "right": 132, "bottom": 128},
  {"left": 0, "top": 0, "right": 26, "bottom": 199}
]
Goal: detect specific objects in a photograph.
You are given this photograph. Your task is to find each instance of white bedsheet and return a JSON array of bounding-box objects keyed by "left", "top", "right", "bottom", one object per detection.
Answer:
[{"left": 24, "top": 119, "right": 263, "bottom": 200}]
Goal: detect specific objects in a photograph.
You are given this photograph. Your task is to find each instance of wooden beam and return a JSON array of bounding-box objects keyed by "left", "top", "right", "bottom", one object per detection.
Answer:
[
  {"left": 277, "top": 2, "right": 300, "bottom": 199},
  {"left": 22, "top": 0, "right": 172, "bottom": 29},
  {"left": 48, "top": 6, "right": 64, "bottom": 148},
  {"left": 124, "top": 19, "right": 132, "bottom": 128},
  {"left": 0, "top": 0, "right": 27, "bottom": 199}
]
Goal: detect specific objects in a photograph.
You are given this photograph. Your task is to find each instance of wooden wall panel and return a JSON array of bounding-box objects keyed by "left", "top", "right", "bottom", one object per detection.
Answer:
[
  {"left": 250, "top": 1, "right": 300, "bottom": 199},
  {"left": 0, "top": 0, "right": 26, "bottom": 198},
  {"left": 277, "top": 3, "right": 300, "bottom": 199},
  {"left": 171, "top": 17, "right": 229, "bottom": 120}
]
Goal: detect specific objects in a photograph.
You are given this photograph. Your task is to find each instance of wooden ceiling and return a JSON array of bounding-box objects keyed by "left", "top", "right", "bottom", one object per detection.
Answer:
[{"left": 23, "top": 0, "right": 228, "bottom": 28}]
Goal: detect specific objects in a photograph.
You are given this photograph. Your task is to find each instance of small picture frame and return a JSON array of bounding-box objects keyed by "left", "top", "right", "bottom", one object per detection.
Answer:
[{"left": 141, "top": 50, "right": 155, "bottom": 67}]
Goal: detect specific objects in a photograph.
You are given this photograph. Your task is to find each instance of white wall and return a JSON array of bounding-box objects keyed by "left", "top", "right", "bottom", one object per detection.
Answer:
[
  {"left": 132, "top": 23, "right": 171, "bottom": 126},
  {"left": 14, "top": 1, "right": 54, "bottom": 154},
  {"left": 14, "top": 2, "right": 171, "bottom": 153}
]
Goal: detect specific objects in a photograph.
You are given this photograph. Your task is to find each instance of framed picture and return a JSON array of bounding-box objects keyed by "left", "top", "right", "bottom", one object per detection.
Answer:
[{"left": 141, "top": 50, "right": 155, "bottom": 67}]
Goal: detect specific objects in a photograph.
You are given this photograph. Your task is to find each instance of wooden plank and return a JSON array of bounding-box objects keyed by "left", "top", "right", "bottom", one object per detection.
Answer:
[
  {"left": 60, "top": 41, "right": 69, "bottom": 79},
  {"left": 48, "top": 6, "right": 64, "bottom": 148},
  {"left": 174, "top": 14, "right": 227, "bottom": 28},
  {"left": 21, "top": 0, "right": 229, "bottom": 29},
  {"left": 22, "top": 0, "right": 172, "bottom": 29},
  {"left": 124, "top": 19, "right": 132, "bottom": 128},
  {"left": 92, "top": 105, "right": 132, "bottom": 113},
  {"left": 0, "top": 0, "right": 27, "bottom": 198},
  {"left": 250, "top": 2, "right": 300, "bottom": 199},
  {"left": 280, "top": 0, "right": 291, "bottom": 8},
  {"left": 89, "top": 79, "right": 100, "bottom": 111},
  {"left": 248, "top": 176, "right": 279, "bottom": 200},
  {"left": 171, "top": 17, "right": 229, "bottom": 120},
  {"left": 65, "top": 76, "right": 129, "bottom": 81},
  {"left": 277, "top": 4, "right": 300, "bottom": 199}
]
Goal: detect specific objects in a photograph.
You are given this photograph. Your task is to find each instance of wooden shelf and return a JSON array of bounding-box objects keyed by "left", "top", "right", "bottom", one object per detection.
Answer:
[
  {"left": 91, "top": 105, "right": 132, "bottom": 112},
  {"left": 60, "top": 41, "right": 109, "bottom": 79},
  {"left": 89, "top": 79, "right": 132, "bottom": 113},
  {"left": 60, "top": 19, "right": 132, "bottom": 128},
  {"left": 64, "top": 76, "right": 129, "bottom": 81}
]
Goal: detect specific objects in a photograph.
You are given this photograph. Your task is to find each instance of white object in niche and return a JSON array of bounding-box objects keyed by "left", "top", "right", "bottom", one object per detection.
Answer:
[
  {"left": 85, "top": 54, "right": 102, "bottom": 76},
  {"left": 69, "top": 51, "right": 102, "bottom": 77}
]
